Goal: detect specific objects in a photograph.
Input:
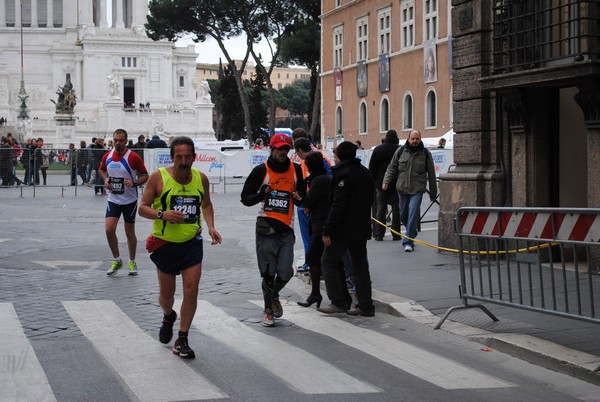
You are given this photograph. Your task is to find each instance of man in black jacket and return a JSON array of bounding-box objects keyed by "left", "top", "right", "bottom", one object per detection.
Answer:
[
  {"left": 146, "top": 135, "right": 167, "bottom": 148},
  {"left": 318, "top": 141, "right": 376, "bottom": 317},
  {"left": 240, "top": 134, "right": 306, "bottom": 327},
  {"left": 368, "top": 129, "right": 400, "bottom": 241}
]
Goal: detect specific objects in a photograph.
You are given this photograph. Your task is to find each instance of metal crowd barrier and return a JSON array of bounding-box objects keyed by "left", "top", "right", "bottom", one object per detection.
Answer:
[
  {"left": 0, "top": 147, "right": 111, "bottom": 197},
  {"left": 435, "top": 207, "right": 600, "bottom": 329}
]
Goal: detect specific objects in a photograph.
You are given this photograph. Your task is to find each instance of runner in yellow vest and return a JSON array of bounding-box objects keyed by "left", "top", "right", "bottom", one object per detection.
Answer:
[{"left": 139, "top": 136, "right": 222, "bottom": 359}]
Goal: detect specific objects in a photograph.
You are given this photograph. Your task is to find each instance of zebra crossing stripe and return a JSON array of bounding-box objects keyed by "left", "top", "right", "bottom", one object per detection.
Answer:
[
  {"left": 251, "top": 301, "right": 514, "bottom": 390},
  {"left": 0, "top": 303, "right": 57, "bottom": 402},
  {"left": 63, "top": 300, "right": 227, "bottom": 401},
  {"left": 183, "top": 300, "right": 381, "bottom": 394}
]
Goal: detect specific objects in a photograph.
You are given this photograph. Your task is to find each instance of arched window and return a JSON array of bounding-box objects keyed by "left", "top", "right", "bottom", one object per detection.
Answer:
[
  {"left": 359, "top": 102, "right": 367, "bottom": 134},
  {"left": 380, "top": 97, "right": 390, "bottom": 132},
  {"left": 403, "top": 93, "right": 413, "bottom": 130},
  {"left": 336, "top": 105, "right": 343, "bottom": 135},
  {"left": 425, "top": 89, "right": 437, "bottom": 128}
]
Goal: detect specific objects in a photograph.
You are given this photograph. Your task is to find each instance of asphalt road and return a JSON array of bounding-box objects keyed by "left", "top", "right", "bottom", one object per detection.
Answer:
[{"left": 1, "top": 186, "right": 599, "bottom": 401}]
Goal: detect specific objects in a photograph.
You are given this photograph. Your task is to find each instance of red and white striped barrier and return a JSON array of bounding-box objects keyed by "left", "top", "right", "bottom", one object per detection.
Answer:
[{"left": 458, "top": 209, "right": 600, "bottom": 242}]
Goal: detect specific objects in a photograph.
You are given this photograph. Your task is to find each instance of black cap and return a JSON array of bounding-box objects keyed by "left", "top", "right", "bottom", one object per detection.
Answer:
[{"left": 336, "top": 141, "right": 358, "bottom": 160}]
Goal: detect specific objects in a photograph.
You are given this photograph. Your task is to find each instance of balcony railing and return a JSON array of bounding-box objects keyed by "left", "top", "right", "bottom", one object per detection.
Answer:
[{"left": 492, "top": 0, "right": 600, "bottom": 74}]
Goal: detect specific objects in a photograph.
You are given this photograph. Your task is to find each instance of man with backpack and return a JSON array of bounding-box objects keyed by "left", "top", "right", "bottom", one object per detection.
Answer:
[{"left": 382, "top": 130, "right": 437, "bottom": 252}]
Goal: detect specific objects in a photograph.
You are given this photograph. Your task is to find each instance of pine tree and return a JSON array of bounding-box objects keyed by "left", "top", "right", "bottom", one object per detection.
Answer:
[{"left": 249, "top": 67, "right": 269, "bottom": 141}]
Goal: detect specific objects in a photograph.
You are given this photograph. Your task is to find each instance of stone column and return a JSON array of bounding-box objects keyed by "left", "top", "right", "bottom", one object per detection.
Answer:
[
  {"left": 99, "top": 0, "right": 109, "bottom": 28},
  {"left": 132, "top": 0, "right": 148, "bottom": 30},
  {"left": 438, "top": 0, "right": 503, "bottom": 249},
  {"left": 79, "top": 0, "right": 94, "bottom": 27},
  {"left": 47, "top": 0, "right": 54, "bottom": 28},
  {"left": 31, "top": 0, "right": 38, "bottom": 27},
  {"left": 574, "top": 83, "right": 600, "bottom": 273},
  {"left": 62, "top": 0, "right": 77, "bottom": 28},
  {"left": 574, "top": 84, "right": 600, "bottom": 208},
  {"left": 115, "top": 0, "right": 124, "bottom": 29},
  {"left": 0, "top": 0, "right": 5, "bottom": 28},
  {"left": 15, "top": 0, "right": 21, "bottom": 28},
  {"left": 503, "top": 91, "right": 528, "bottom": 206}
]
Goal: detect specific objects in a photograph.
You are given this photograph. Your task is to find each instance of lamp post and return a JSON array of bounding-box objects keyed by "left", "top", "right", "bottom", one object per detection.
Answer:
[{"left": 17, "top": 0, "right": 30, "bottom": 143}]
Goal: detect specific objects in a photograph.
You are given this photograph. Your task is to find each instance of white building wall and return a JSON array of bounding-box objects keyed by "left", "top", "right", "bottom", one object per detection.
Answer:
[{"left": 0, "top": 0, "right": 214, "bottom": 146}]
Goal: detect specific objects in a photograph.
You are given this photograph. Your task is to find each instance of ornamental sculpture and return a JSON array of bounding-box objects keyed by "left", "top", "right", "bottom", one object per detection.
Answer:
[{"left": 51, "top": 75, "right": 77, "bottom": 114}]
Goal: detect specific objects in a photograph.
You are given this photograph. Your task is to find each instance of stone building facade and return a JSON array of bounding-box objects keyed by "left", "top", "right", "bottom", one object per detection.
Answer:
[{"left": 440, "top": 0, "right": 600, "bottom": 247}]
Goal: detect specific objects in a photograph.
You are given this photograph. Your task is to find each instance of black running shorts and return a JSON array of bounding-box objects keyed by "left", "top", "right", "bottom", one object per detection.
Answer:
[
  {"left": 105, "top": 200, "right": 138, "bottom": 223},
  {"left": 150, "top": 236, "right": 204, "bottom": 275}
]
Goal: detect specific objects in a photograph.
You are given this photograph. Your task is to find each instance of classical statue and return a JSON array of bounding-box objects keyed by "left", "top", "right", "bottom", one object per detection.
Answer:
[
  {"left": 197, "top": 80, "right": 211, "bottom": 103},
  {"left": 51, "top": 75, "right": 77, "bottom": 114},
  {"left": 107, "top": 74, "right": 120, "bottom": 98}
]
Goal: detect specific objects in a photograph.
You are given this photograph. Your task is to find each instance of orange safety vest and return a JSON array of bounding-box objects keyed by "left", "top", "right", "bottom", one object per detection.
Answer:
[{"left": 258, "top": 161, "right": 297, "bottom": 228}]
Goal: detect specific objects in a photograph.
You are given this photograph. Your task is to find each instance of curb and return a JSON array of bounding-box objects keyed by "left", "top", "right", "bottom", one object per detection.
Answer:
[{"left": 291, "top": 274, "right": 600, "bottom": 386}]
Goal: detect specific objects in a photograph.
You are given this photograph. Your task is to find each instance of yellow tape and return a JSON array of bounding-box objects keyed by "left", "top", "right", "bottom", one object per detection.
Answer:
[{"left": 370, "top": 217, "right": 556, "bottom": 255}]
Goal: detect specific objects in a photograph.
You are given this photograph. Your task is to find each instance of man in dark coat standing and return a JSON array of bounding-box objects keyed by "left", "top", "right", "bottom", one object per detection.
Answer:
[
  {"left": 317, "top": 141, "right": 376, "bottom": 317},
  {"left": 146, "top": 135, "right": 168, "bottom": 148},
  {"left": 368, "top": 129, "right": 401, "bottom": 241}
]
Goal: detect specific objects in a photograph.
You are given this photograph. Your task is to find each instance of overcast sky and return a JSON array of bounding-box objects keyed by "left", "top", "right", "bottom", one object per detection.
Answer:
[{"left": 176, "top": 35, "right": 275, "bottom": 65}]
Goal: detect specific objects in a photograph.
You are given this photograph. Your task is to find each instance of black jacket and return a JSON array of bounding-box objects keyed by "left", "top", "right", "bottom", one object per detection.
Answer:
[
  {"left": 322, "top": 158, "right": 375, "bottom": 241},
  {"left": 368, "top": 141, "right": 399, "bottom": 188},
  {"left": 241, "top": 156, "right": 306, "bottom": 233},
  {"left": 302, "top": 173, "right": 331, "bottom": 237},
  {"left": 146, "top": 136, "right": 167, "bottom": 148}
]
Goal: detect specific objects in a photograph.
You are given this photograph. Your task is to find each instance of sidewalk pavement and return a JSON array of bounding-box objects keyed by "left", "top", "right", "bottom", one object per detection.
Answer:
[{"left": 298, "top": 223, "right": 600, "bottom": 385}]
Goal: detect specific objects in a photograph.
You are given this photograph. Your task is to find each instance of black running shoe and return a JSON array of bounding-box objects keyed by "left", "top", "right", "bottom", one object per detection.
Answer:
[
  {"left": 173, "top": 336, "right": 195, "bottom": 359},
  {"left": 159, "top": 311, "right": 177, "bottom": 344}
]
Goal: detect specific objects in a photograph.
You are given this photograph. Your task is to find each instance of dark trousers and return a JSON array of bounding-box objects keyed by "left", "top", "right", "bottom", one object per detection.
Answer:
[
  {"left": 70, "top": 166, "right": 77, "bottom": 185},
  {"left": 321, "top": 238, "right": 373, "bottom": 313},
  {"left": 77, "top": 166, "right": 87, "bottom": 184},
  {"left": 373, "top": 188, "right": 400, "bottom": 239},
  {"left": 23, "top": 163, "right": 30, "bottom": 184}
]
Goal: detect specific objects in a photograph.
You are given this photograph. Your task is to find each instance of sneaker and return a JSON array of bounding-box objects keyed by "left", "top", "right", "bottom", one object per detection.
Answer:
[
  {"left": 107, "top": 260, "right": 123, "bottom": 276},
  {"left": 272, "top": 299, "right": 283, "bottom": 318},
  {"left": 159, "top": 311, "right": 177, "bottom": 344},
  {"left": 128, "top": 261, "right": 138, "bottom": 276},
  {"left": 297, "top": 263, "right": 309, "bottom": 273},
  {"left": 404, "top": 245, "right": 414, "bottom": 252},
  {"left": 262, "top": 309, "right": 275, "bottom": 327},
  {"left": 172, "top": 336, "right": 195, "bottom": 359}
]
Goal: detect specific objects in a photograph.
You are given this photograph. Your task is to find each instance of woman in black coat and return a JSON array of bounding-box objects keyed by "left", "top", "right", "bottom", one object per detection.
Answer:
[{"left": 297, "top": 151, "right": 331, "bottom": 308}]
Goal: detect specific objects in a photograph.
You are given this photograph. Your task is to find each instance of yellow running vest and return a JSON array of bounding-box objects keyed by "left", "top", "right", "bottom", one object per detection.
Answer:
[{"left": 152, "top": 167, "right": 204, "bottom": 242}]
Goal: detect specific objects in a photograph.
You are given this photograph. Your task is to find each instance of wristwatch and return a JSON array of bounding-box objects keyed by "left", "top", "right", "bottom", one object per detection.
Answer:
[{"left": 156, "top": 210, "right": 163, "bottom": 220}]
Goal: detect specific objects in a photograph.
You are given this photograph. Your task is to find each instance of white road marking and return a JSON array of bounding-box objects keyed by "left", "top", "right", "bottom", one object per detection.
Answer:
[
  {"left": 0, "top": 303, "right": 56, "bottom": 402},
  {"left": 19, "top": 238, "right": 45, "bottom": 243},
  {"left": 63, "top": 300, "right": 227, "bottom": 401},
  {"left": 32, "top": 261, "right": 103, "bottom": 269},
  {"left": 250, "top": 300, "right": 514, "bottom": 390},
  {"left": 183, "top": 300, "right": 380, "bottom": 395}
]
